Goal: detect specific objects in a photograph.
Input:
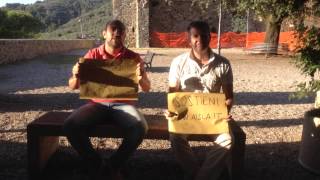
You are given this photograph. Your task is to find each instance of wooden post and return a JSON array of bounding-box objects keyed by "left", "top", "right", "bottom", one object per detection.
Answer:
[{"left": 217, "top": 0, "right": 222, "bottom": 55}]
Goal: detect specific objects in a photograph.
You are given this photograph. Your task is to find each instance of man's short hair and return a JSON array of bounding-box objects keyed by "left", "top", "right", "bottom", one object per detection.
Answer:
[
  {"left": 187, "top": 21, "right": 210, "bottom": 36},
  {"left": 105, "top": 19, "right": 126, "bottom": 32}
]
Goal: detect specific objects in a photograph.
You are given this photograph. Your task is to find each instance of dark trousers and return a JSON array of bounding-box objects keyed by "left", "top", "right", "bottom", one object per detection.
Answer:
[{"left": 63, "top": 102, "right": 148, "bottom": 170}]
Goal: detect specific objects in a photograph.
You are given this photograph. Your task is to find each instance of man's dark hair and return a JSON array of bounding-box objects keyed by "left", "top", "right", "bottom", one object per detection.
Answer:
[
  {"left": 105, "top": 19, "right": 126, "bottom": 33},
  {"left": 187, "top": 21, "right": 210, "bottom": 36}
]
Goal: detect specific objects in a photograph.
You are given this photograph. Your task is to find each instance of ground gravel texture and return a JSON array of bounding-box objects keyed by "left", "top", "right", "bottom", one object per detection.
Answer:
[{"left": 0, "top": 48, "right": 318, "bottom": 180}]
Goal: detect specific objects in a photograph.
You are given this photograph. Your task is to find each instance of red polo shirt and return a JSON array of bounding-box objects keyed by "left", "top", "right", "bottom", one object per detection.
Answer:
[{"left": 84, "top": 44, "right": 143, "bottom": 105}]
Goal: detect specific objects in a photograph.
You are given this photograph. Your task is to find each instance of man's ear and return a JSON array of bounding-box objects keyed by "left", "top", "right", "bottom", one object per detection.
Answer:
[
  {"left": 122, "top": 30, "right": 126, "bottom": 38},
  {"left": 102, "top": 30, "right": 106, "bottom": 39},
  {"left": 187, "top": 34, "right": 192, "bottom": 47}
]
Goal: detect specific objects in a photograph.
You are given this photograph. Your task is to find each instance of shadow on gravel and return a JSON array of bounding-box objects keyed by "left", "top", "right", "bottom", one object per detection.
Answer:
[
  {"left": 147, "top": 67, "right": 170, "bottom": 73},
  {"left": 0, "top": 93, "right": 85, "bottom": 112},
  {"left": 1, "top": 91, "right": 312, "bottom": 112},
  {"left": 237, "top": 118, "right": 303, "bottom": 128},
  {"left": 0, "top": 54, "right": 80, "bottom": 94},
  {"left": 1, "top": 140, "right": 319, "bottom": 180},
  {"left": 137, "top": 92, "right": 167, "bottom": 108},
  {"left": 137, "top": 91, "right": 313, "bottom": 109},
  {"left": 235, "top": 92, "right": 314, "bottom": 105}
]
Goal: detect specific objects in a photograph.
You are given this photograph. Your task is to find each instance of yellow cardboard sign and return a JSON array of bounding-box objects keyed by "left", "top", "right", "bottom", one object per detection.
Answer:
[
  {"left": 79, "top": 58, "right": 138, "bottom": 100},
  {"left": 167, "top": 92, "right": 229, "bottom": 134}
]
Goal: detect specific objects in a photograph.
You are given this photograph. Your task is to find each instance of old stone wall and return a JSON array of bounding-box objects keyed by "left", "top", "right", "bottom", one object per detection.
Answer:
[
  {"left": 113, "top": 0, "right": 137, "bottom": 47},
  {"left": 136, "top": 0, "right": 150, "bottom": 47},
  {"left": 0, "top": 39, "right": 95, "bottom": 65},
  {"left": 112, "top": 0, "right": 267, "bottom": 47},
  {"left": 149, "top": 0, "right": 265, "bottom": 33}
]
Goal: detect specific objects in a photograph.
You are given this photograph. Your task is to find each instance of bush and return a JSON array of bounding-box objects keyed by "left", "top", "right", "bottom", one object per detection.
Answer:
[
  {"left": 0, "top": 9, "right": 43, "bottom": 38},
  {"left": 291, "top": 26, "right": 320, "bottom": 99}
]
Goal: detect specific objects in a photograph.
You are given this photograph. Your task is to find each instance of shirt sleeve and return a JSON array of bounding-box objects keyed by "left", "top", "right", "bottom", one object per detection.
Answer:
[
  {"left": 168, "top": 57, "right": 181, "bottom": 88},
  {"left": 84, "top": 49, "right": 94, "bottom": 59},
  {"left": 219, "top": 61, "right": 233, "bottom": 85}
]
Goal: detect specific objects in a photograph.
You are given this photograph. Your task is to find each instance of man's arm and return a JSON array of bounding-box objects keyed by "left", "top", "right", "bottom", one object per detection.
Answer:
[
  {"left": 222, "top": 83, "right": 233, "bottom": 113},
  {"left": 168, "top": 57, "right": 181, "bottom": 93}
]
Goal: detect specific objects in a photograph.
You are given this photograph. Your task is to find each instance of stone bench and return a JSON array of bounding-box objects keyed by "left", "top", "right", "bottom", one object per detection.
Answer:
[{"left": 27, "top": 111, "right": 246, "bottom": 180}]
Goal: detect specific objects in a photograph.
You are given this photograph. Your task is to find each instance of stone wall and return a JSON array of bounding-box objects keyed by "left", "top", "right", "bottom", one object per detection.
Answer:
[
  {"left": 113, "top": 0, "right": 150, "bottom": 48},
  {"left": 113, "top": 0, "right": 137, "bottom": 47},
  {"left": 112, "top": 0, "right": 270, "bottom": 47},
  {"left": 149, "top": 0, "right": 264, "bottom": 33},
  {"left": 136, "top": 0, "right": 150, "bottom": 48},
  {"left": 150, "top": 0, "right": 221, "bottom": 32},
  {"left": 0, "top": 39, "right": 95, "bottom": 65}
]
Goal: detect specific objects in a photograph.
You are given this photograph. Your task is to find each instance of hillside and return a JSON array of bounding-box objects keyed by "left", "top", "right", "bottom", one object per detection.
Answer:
[
  {"left": 39, "top": 1, "right": 112, "bottom": 40},
  {"left": 2, "top": 0, "right": 109, "bottom": 30}
]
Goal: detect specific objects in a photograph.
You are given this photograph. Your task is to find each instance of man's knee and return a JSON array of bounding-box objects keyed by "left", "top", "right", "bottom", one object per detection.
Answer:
[
  {"left": 129, "top": 120, "right": 148, "bottom": 138},
  {"left": 215, "top": 133, "right": 233, "bottom": 150},
  {"left": 63, "top": 116, "right": 82, "bottom": 135}
]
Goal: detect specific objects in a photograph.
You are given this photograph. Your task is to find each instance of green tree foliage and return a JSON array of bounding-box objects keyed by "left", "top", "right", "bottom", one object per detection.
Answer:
[
  {"left": 0, "top": 9, "right": 43, "bottom": 38},
  {"left": 167, "top": 0, "right": 313, "bottom": 52},
  {"left": 291, "top": 26, "right": 320, "bottom": 99},
  {"left": 229, "top": 0, "right": 307, "bottom": 52},
  {"left": 231, "top": 15, "right": 247, "bottom": 33}
]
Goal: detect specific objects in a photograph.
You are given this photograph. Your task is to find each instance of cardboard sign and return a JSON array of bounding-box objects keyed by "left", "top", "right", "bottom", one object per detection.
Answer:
[
  {"left": 78, "top": 58, "right": 138, "bottom": 100},
  {"left": 167, "top": 92, "right": 229, "bottom": 134}
]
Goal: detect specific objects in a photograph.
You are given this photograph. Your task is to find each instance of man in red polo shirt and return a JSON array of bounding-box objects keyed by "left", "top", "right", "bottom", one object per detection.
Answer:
[{"left": 63, "top": 20, "right": 150, "bottom": 179}]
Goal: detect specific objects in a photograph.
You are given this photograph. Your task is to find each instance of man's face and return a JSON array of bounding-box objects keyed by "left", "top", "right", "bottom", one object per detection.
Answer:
[
  {"left": 189, "top": 27, "right": 210, "bottom": 52},
  {"left": 103, "top": 25, "right": 126, "bottom": 49}
]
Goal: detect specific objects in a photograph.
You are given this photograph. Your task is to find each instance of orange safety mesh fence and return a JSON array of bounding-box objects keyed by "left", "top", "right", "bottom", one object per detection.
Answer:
[{"left": 150, "top": 31, "right": 298, "bottom": 51}]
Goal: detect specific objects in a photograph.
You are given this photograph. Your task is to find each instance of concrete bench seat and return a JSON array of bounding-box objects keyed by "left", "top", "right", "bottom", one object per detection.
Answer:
[{"left": 27, "top": 111, "right": 246, "bottom": 180}]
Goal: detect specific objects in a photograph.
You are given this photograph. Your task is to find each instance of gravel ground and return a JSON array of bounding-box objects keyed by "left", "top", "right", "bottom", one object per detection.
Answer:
[{"left": 0, "top": 48, "right": 319, "bottom": 180}]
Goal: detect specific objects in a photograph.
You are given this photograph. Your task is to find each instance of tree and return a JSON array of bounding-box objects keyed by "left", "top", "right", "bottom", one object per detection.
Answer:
[
  {"left": 291, "top": 26, "right": 320, "bottom": 99},
  {"left": 0, "top": 9, "right": 43, "bottom": 38},
  {"left": 231, "top": 0, "right": 307, "bottom": 53},
  {"left": 164, "top": 0, "right": 310, "bottom": 53}
]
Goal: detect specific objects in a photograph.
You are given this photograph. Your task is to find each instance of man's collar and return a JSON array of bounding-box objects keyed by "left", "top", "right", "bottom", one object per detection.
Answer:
[
  {"left": 98, "top": 44, "right": 126, "bottom": 59},
  {"left": 189, "top": 48, "right": 215, "bottom": 63}
]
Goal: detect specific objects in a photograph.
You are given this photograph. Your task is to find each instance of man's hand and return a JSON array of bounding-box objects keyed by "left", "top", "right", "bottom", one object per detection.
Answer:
[
  {"left": 225, "top": 114, "right": 233, "bottom": 122},
  {"left": 69, "top": 62, "right": 80, "bottom": 90},
  {"left": 164, "top": 110, "right": 178, "bottom": 121},
  {"left": 136, "top": 62, "right": 150, "bottom": 92}
]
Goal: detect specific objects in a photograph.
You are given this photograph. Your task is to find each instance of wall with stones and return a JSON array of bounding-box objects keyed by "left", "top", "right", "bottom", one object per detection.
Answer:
[
  {"left": 112, "top": 0, "right": 270, "bottom": 47},
  {"left": 150, "top": 0, "right": 221, "bottom": 32},
  {"left": 113, "top": 0, "right": 137, "bottom": 47},
  {"left": 0, "top": 39, "right": 95, "bottom": 65},
  {"left": 136, "top": 0, "right": 150, "bottom": 47},
  {"left": 149, "top": 0, "right": 264, "bottom": 33}
]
